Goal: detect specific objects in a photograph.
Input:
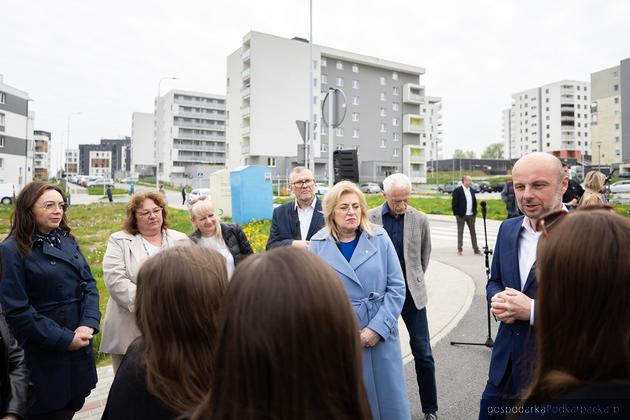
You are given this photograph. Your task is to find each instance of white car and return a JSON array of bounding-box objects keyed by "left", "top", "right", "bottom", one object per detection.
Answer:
[
  {"left": 187, "top": 188, "right": 211, "bottom": 205},
  {"left": 0, "top": 183, "right": 16, "bottom": 205},
  {"left": 609, "top": 180, "right": 630, "bottom": 194},
  {"left": 315, "top": 183, "right": 330, "bottom": 196}
]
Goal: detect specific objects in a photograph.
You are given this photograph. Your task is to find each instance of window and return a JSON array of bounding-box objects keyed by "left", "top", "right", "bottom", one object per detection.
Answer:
[
  {"left": 392, "top": 118, "right": 399, "bottom": 126},
  {"left": 392, "top": 102, "right": 399, "bottom": 111},
  {"left": 615, "top": 97, "right": 620, "bottom": 104},
  {"left": 0, "top": 92, "right": 6, "bottom": 104},
  {"left": 352, "top": 80, "right": 360, "bottom": 89},
  {"left": 336, "top": 77, "right": 344, "bottom": 87},
  {"left": 615, "top": 123, "right": 620, "bottom": 130},
  {"left": 336, "top": 127, "right": 344, "bottom": 137},
  {"left": 321, "top": 125, "right": 328, "bottom": 135},
  {"left": 321, "top": 58, "right": 327, "bottom": 67},
  {"left": 321, "top": 143, "right": 327, "bottom": 152},
  {"left": 352, "top": 128, "right": 359, "bottom": 138},
  {"left": 336, "top": 144, "right": 344, "bottom": 150},
  {"left": 380, "top": 123, "right": 387, "bottom": 133},
  {"left": 321, "top": 74, "right": 328, "bottom": 84},
  {"left": 393, "top": 132, "right": 400, "bottom": 141},
  {"left": 352, "top": 64, "right": 359, "bottom": 73},
  {"left": 379, "top": 76, "right": 386, "bottom": 85},
  {"left": 392, "top": 72, "right": 398, "bottom": 80},
  {"left": 392, "top": 86, "right": 399, "bottom": 96},
  {"left": 0, "top": 135, "right": 4, "bottom": 147},
  {"left": 380, "top": 107, "right": 386, "bottom": 117},
  {"left": 352, "top": 96, "right": 360, "bottom": 105},
  {"left": 393, "top": 148, "right": 400, "bottom": 157},
  {"left": 380, "top": 92, "right": 386, "bottom": 101},
  {"left": 0, "top": 112, "right": 4, "bottom": 127},
  {"left": 267, "top": 157, "right": 276, "bottom": 167},
  {"left": 614, "top": 84, "right": 619, "bottom": 91},
  {"left": 380, "top": 138, "right": 387, "bottom": 148},
  {"left": 336, "top": 61, "right": 343, "bottom": 70},
  {"left": 313, "top": 77, "right": 318, "bottom": 87},
  {"left": 351, "top": 112, "right": 359, "bottom": 122},
  {"left": 0, "top": 158, "right": 3, "bottom": 168}
]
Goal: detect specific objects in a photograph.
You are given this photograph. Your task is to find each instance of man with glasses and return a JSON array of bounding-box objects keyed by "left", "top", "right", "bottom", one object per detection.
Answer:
[
  {"left": 266, "top": 167, "right": 324, "bottom": 250},
  {"left": 479, "top": 152, "right": 568, "bottom": 420}
]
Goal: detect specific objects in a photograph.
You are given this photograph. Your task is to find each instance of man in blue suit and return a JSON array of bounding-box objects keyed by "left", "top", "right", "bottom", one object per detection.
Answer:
[
  {"left": 266, "top": 166, "right": 325, "bottom": 250},
  {"left": 479, "top": 152, "right": 568, "bottom": 419}
]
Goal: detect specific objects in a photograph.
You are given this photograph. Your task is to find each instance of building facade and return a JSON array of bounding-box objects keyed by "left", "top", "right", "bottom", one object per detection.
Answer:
[
  {"left": 131, "top": 112, "right": 154, "bottom": 176},
  {"left": 33, "top": 130, "right": 51, "bottom": 180},
  {"left": 155, "top": 90, "right": 226, "bottom": 186},
  {"left": 424, "top": 96, "right": 443, "bottom": 168},
  {"left": 78, "top": 138, "right": 130, "bottom": 178},
  {"left": 226, "top": 31, "right": 434, "bottom": 184},
  {"left": 65, "top": 149, "right": 79, "bottom": 176},
  {"left": 503, "top": 80, "right": 591, "bottom": 161},
  {"left": 591, "top": 58, "right": 630, "bottom": 169},
  {"left": 0, "top": 75, "right": 34, "bottom": 189}
]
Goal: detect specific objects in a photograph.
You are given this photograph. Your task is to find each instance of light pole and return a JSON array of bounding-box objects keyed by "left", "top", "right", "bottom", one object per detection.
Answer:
[
  {"left": 156, "top": 77, "right": 178, "bottom": 190},
  {"left": 596, "top": 142, "right": 602, "bottom": 171},
  {"left": 66, "top": 112, "right": 81, "bottom": 193}
]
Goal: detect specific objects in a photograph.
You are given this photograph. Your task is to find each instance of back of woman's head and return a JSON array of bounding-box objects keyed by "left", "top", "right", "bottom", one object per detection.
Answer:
[
  {"left": 194, "top": 247, "right": 371, "bottom": 420},
  {"left": 135, "top": 245, "right": 228, "bottom": 413},
  {"left": 528, "top": 210, "right": 630, "bottom": 401}
]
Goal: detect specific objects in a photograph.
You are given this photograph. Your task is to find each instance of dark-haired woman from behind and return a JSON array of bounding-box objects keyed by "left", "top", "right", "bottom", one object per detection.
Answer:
[
  {"left": 102, "top": 245, "right": 228, "bottom": 420},
  {"left": 0, "top": 181, "right": 100, "bottom": 420},
  {"left": 191, "top": 247, "right": 372, "bottom": 420},
  {"left": 517, "top": 209, "right": 630, "bottom": 419}
]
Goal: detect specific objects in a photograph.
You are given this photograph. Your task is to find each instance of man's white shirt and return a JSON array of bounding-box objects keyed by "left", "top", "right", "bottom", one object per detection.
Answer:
[
  {"left": 295, "top": 197, "right": 317, "bottom": 240},
  {"left": 463, "top": 186, "right": 473, "bottom": 216}
]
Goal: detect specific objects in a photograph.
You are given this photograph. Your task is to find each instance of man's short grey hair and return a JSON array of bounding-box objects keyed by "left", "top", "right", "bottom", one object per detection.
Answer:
[
  {"left": 382, "top": 173, "right": 411, "bottom": 194},
  {"left": 290, "top": 166, "right": 312, "bottom": 181}
]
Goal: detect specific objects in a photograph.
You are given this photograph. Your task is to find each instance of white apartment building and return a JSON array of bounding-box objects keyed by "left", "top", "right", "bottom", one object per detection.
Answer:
[
  {"left": 65, "top": 149, "right": 78, "bottom": 176},
  {"left": 131, "top": 112, "right": 154, "bottom": 176},
  {"left": 226, "top": 31, "right": 433, "bottom": 184},
  {"left": 33, "top": 130, "right": 51, "bottom": 180},
  {"left": 88, "top": 150, "right": 112, "bottom": 177},
  {"left": 0, "top": 74, "right": 34, "bottom": 189},
  {"left": 423, "top": 96, "right": 443, "bottom": 166},
  {"left": 155, "top": 90, "right": 226, "bottom": 186},
  {"left": 503, "top": 80, "right": 591, "bottom": 162},
  {"left": 591, "top": 58, "right": 630, "bottom": 168}
]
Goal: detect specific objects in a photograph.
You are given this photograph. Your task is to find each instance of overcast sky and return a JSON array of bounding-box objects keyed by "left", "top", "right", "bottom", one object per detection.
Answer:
[{"left": 3, "top": 0, "right": 630, "bottom": 172}]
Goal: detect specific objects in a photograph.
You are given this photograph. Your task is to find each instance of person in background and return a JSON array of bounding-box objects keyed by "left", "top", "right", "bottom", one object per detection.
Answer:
[
  {"left": 561, "top": 162, "right": 584, "bottom": 209},
  {"left": 451, "top": 175, "right": 481, "bottom": 255},
  {"left": 191, "top": 247, "right": 372, "bottom": 420},
  {"left": 578, "top": 170, "right": 607, "bottom": 208},
  {"left": 128, "top": 182, "right": 135, "bottom": 196},
  {"left": 99, "top": 192, "right": 189, "bottom": 373},
  {"left": 158, "top": 185, "right": 165, "bottom": 196},
  {"left": 106, "top": 184, "right": 113, "bottom": 204},
  {"left": 518, "top": 209, "right": 630, "bottom": 419},
  {"left": 188, "top": 197, "right": 253, "bottom": 278},
  {"left": 0, "top": 181, "right": 100, "bottom": 420},
  {"left": 368, "top": 173, "right": 438, "bottom": 420},
  {"left": 310, "top": 181, "right": 410, "bottom": 420},
  {"left": 181, "top": 186, "right": 187, "bottom": 205},
  {"left": 266, "top": 166, "right": 324, "bottom": 250},
  {"left": 501, "top": 180, "right": 519, "bottom": 219},
  {"left": 102, "top": 246, "right": 228, "bottom": 420}
]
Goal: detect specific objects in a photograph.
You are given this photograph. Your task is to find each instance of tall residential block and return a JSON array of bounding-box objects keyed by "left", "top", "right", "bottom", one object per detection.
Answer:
[
  {"left": 503, "top": 80, "right": 591, "bottom": 161},
  {"left": 0, "top": 74, "right": 34, "bottom": 189},
  {"left": 424, "top": 96, "right": 443, "bottom": 166},
  {"left": 227, "top": 31, "right": 435, "bottom": 184},
  {"left": 590, "top": 58, "right": 630, "bottom": 169},
  {"left": 33, "top": 130, "right": 51, "bottom": 180},
  {"left": 131, "top": 112, "right": 154, "bottom": 176},
  {"left": 155, "top": 90, "right": 226, "bottom": 186}
]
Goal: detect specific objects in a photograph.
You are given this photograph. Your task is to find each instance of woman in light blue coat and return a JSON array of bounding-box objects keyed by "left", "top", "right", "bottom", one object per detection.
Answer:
[{"left": 310, "top": 181, "right": 410, "bottom": 420}]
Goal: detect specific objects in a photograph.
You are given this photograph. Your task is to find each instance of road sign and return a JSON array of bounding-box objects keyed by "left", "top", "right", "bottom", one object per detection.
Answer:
[{"left": 321, "top": 88, "right": 347, "bottom": 128}]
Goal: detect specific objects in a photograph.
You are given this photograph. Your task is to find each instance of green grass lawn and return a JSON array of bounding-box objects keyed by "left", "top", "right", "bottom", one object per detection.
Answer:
[
  {"left": 86, "top": 186, "right": 127, "bottom": 196},
  {"left": 1, "top": 197, "right": 629, "bottom": 365}
]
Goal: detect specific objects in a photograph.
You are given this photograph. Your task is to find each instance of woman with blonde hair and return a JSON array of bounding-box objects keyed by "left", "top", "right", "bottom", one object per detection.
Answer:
[
  {"left": 103, "top": 245, "right": 228, "bottom": 419},
  {"left": 100, "top": 191, "right": 189, "bottom": 372},
  {"left": 309, "top": 181, "right": 410, "bottom": 420},
  {"left": 578, "top": 170, "right": 607, "bottom": 208},
  {"left": 188, "top": 197, "right": 253, "bottom": 278}
]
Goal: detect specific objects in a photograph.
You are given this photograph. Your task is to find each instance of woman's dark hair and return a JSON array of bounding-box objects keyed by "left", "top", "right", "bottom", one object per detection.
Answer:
[
  {"left": 135, "top": 245, "right": 228, "bottom": 413},
  {"left": 523, "top": 210, "right": 630, "bottom": 404},
  {"left": 192, "top": 247, "right": 372, "bottom": 420},
  {"left": 122, "top": 191, "right": 169, "bottom": 235},
  {"left": 8, "top": 181, "right": 71, "bottom": 258}
]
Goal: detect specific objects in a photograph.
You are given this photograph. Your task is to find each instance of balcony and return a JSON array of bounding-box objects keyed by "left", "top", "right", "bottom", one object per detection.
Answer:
[
  {"left": 174, "top": 120, "right": 225, "bottom": 130},
  {"left": 0, "top": 125, "right": 4, "bottom": 132},
  {"left": 241, "top": 86, "right": 251, "bottom": 98},
  {"left": 403, "top": 114, "right": 425, "bottom": 134},
  {"left": 241, "top": 141, "right": 250, "bottom": 155},
  {"left": 241, "top": 67, "right": 250, "bottom": 80},
  {"left": 174, "top": 98, "right": 226, "bottom": 110},
  {"left": 403, "top": 83, "right": 425, "bottom": 104},
  {"left": 174, "top": 155, "right": 225, "bottom": 164},
  {"left": 241, "top": 125, "right": 251, "bottom": 136},
  {"left": 174, "top": 143, "right": 225, "bottom": 153},
  {"left": 177, "top": 132, "right": 224, "bottom": 141},
  {"left": 241, "top": 48, "right": 251, "bottom": 62},
  {"left": 178, "top": 110, "right": 226, "bottom": 121}
]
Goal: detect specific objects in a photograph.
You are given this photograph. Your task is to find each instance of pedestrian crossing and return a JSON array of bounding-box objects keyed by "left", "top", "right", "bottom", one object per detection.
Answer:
[{"left": 429, "top": 220, "right": 500, "bottom": 249}]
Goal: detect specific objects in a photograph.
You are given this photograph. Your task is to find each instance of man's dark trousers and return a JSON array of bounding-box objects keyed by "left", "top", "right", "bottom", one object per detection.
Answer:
[{"left": 456, "top": 215, "right": 479, "bottom": 252}]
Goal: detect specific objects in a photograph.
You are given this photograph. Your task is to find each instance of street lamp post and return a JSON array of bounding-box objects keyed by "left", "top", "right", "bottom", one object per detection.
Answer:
[
  {"left": 596, "top": 142, "right": 602, "bottom": 171},
  {"left": 156, "top": 77, "right": 178, "bottom": 191},
  {"left": 66, "top": 112, "right": 81, "bottom": 194}
]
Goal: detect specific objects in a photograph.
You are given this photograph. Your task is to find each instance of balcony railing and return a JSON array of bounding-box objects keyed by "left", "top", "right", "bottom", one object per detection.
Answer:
[
  {"left": 174, "top": 156, "right": 225, "bottom": 164},
  {"left": 174, "top": 144, "right": 225, "bottom": 153},
  {"left": 241, "top": 48, "right": 251, "bottom": 61},
  {"left": 241, "top": 68, "right": 250, "bottom": 79},
  {"left": 241, "top": 86, "right": 251, "bottom": 98},
  {"left": 174, "top": 120, "right": 225, "bottom": 130},
  {"left": 178, "top": 110, "right": 226, "bottom": 120},
  {"left": 177, "top": 132, "right": 224, "bottom": 141},
  {"left": 174, "top": 98, "right": 226, "bottom": 110}
]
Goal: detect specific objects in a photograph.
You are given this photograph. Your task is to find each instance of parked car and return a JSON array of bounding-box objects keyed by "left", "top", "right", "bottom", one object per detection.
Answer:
[
  {"left": 315, "top": 183, "right": 330, "bottom": 196},
  {"left": 86, "top": 178, "right": 114, "bottom": 188},
  {"left": 476, "top": 181, "right": 493, "bottom": 193},
  {"left": 438, "top": 181, "right": 460, "bottom": 194},
  {"left": 490, "top": 182, "right": 505, "bottom": 192},
  {"left": 187, "top": 188, "right": 212, "bottom": 205},
  {"left": 610, "top": 180, "right": 630, "bottom": 194},
  {"left": 359, "top": 183, "right": 382, "bottom": 194},
  {"left": 0, "top": 183, "right": 16, "bottom": 205}
]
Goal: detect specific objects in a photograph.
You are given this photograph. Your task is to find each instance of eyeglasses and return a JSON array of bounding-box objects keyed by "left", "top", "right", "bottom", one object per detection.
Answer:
[
  {"left": 336, "top": 203, "right": 360, "bottom": 214},
  {"left": 188, "top": 195, "right": 210, "bottom": 206},
  {"left": 41, "top": 201, "right": 69, "bottom": 212},
  {"left": 535, "top": 205, "right": 614, "bottom": 238},
  {"left": 136, "top": 208, "right": 163, "bottom": 218},
  {"left": 291, "top": 179, "right": 314, "bottom": 187}
]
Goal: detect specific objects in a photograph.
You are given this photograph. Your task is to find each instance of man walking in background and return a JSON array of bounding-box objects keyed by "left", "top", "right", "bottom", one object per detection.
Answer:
[{"left": 451, "top": 175, "right": 481, "bottom": 255}]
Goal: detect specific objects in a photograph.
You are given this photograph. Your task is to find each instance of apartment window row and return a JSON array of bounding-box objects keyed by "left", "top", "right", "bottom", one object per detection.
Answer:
[{"left": 0, "top": 92, "right": 6, "bottom": 104}]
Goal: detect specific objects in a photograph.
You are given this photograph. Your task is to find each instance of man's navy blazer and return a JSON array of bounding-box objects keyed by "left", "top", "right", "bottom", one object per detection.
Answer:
[
  {"left": 266, "top": 198, "right": 325, "bottom": 250},
  {"left": 485, "top": 216, "right": 538, "bottom": 395}
]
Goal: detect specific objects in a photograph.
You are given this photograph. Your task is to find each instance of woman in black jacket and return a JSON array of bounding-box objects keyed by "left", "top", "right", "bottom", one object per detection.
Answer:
[
  {"left": 0, "top": 303, "right": 30, "bottom": 420},
  {"left": 188, "top": 197, "right": 253, "bottom": 278}
]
